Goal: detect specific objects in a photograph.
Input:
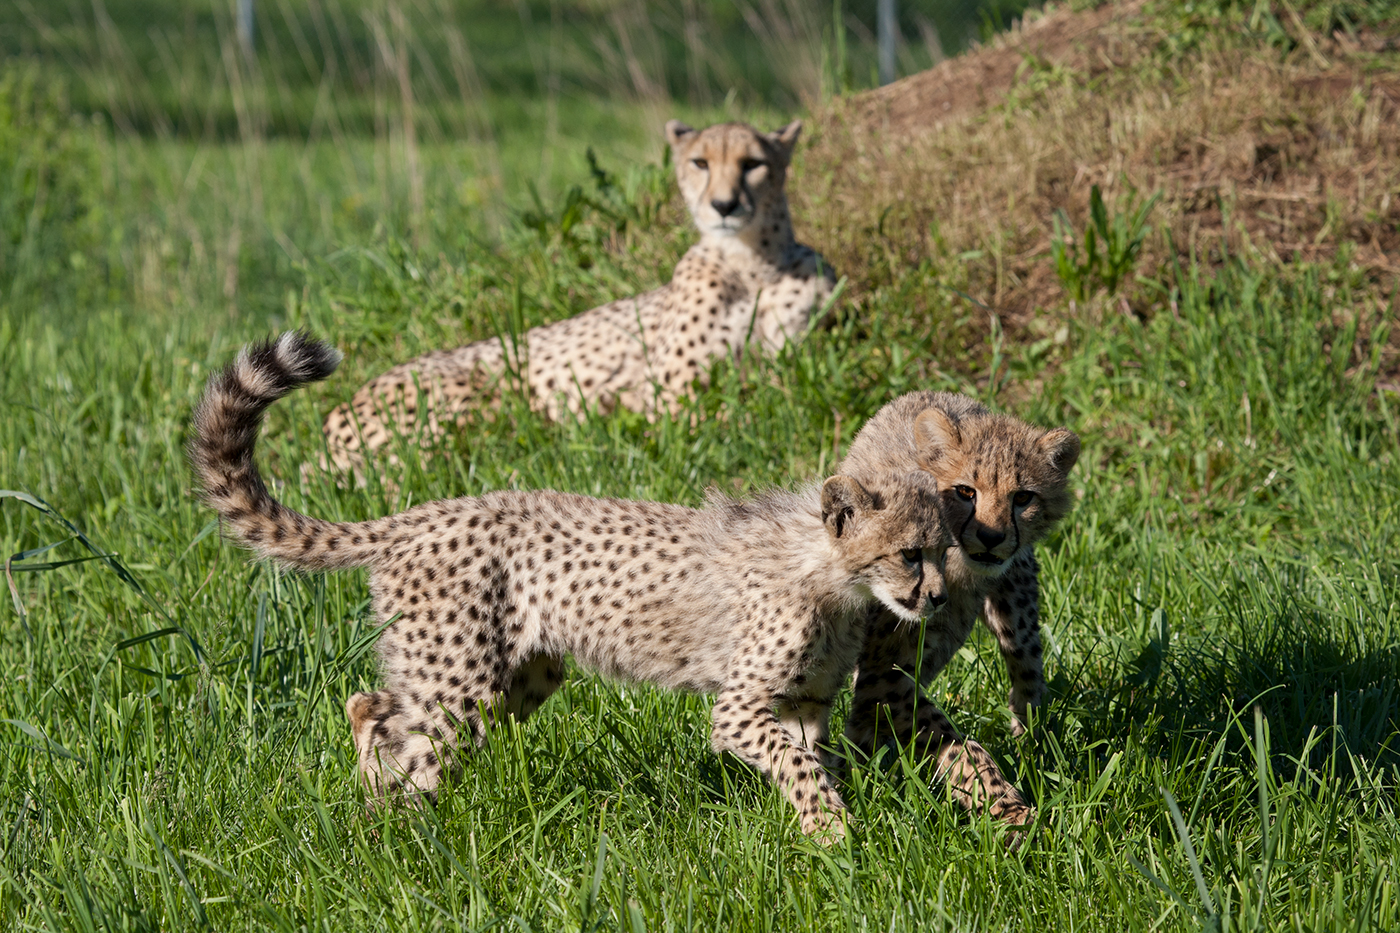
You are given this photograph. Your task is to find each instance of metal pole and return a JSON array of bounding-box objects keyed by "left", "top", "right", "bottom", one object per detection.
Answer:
[
  {"left": 237, "top": 0, "right": 255, "bottom": 59},
  {"left": 877, "top": 0, "right": 896, "bottom": 85}
]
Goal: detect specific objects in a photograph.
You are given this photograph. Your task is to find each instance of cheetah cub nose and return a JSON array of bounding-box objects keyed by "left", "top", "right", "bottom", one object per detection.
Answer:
[{"left": 977, "top": 528, "right": 1007, "bottom": 548}]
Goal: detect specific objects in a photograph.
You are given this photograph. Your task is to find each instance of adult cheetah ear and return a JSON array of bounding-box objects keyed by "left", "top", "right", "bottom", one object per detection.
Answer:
[
  {"left": 913, "top": 408, "right": 961, "bottom": 457},
  {"left": 767, "top": 120, "right": 803, "bottom": 162},
  {"left": 1040, "top": 428, "right": 1081, "bottom": 476},
  {"left": 822, "top": 475, "right": 874, "bottom": 539},
  {"left": 665, "top": 120, "right": 696, "bottom": 149}
]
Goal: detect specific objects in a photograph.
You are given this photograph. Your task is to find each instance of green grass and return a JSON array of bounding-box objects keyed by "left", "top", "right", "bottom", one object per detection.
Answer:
[
  {"left": 4, "top": 207, "right": 1397, "bottom": 930},
  {"left": 3, "top": 1, "right": 1400, "bottom": 928}
]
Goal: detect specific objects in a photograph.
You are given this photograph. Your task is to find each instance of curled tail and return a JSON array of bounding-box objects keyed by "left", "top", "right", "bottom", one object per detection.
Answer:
[{"left": 191, "top": 331, "right": 387, "bottom": 571}]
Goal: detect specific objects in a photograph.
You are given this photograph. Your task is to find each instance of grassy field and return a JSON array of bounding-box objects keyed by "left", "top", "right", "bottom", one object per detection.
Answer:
[{"left": 2, "top": 0, "right": 1399, "bottom": 929}]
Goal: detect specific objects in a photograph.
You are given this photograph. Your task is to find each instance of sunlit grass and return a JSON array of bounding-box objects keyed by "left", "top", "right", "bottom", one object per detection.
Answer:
[{"left": 3, "top": 223, "right": 1397, "bottom": 928}]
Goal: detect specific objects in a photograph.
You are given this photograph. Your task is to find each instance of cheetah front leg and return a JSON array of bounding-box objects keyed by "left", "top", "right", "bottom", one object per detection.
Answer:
[
  {"left": 844, "top": 604, "right": 971, "bottom": 759},
  {"left": 774, "top": 696, "right": 835, "bottom": 771},
  {"left": 910, "top": 705, "right": 1033, "bottom": 825},
  {"left": 980, "top": 551, "right": 1046, "bottom": 737},
  {"left": 847, "top": 675, "right": 1033, "bottom": 826},
  {"left": 845, "top": 608, "right": 1032, "bottom": 826},
  {"left": 711, "top": 687, "right": 847, "bottom": 840}
]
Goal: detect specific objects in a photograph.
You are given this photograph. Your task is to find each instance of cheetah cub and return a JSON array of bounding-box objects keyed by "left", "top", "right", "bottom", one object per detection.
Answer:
[
  {"left": 193, "top": 333, "right": 950, "bottom": 840},
  {"left": 837, "top": 392, "right": 1080, "bottom": 826},
  {"left": 322, "top": 119, "right": 836, "bottom": 475}
]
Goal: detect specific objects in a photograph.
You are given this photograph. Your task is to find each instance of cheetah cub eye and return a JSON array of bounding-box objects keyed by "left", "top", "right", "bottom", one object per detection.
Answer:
[
  {"left": 1012, "top": 491, "right": 1035, "bottom": 506},
  {"left": 691, "top": 158, "right": 709, "bottom": 170},
  {"left": 901, "top": 548, "right": 922, "bottom": 565},
  {"left": 954, "top": 485, "right": 976, "bottom": 501}
]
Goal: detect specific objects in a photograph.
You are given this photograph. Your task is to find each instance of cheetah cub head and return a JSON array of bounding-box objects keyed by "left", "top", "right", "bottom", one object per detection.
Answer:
[
  {"left": 665, "top": 119, "right": 801, "bottom": 240},
  {"left": 821, "top": 473, "right": 951, "bottom": 623},
  {"left": 914, "top": 409, "right": 1080, "bottom": 578}
]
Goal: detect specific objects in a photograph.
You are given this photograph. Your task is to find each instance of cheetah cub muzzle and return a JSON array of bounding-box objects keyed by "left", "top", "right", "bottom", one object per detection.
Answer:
[{"left": 192, "top": 332, "right": 953, "bottom": 841}]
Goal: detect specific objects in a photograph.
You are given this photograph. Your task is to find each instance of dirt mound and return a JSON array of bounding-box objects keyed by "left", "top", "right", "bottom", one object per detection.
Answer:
[
  {"left": 854, "top": 0, "right": 1149, "bottom": 131},
  {"left": 799, "top": 0, "right": 1400, "bottom": 371}
]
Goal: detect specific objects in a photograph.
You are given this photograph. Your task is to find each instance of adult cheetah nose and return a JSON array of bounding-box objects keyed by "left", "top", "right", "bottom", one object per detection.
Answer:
[
  {"left": 710, "top": 196, "right": 741, "bottom": 217},
  {"left": 977, "top": 528, "right": 1006, "bottom": 548}
]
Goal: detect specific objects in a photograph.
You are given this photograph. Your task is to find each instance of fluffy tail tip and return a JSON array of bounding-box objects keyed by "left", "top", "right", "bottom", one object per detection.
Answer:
[
  {"left": 270, "top": 330, "right": 342, "bottom": 384},
  {"left": 235, "top": 330, "right": 343, "bottom": 398}
]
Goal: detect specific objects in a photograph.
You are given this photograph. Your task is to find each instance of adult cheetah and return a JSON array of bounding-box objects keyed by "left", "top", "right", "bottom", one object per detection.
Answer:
[
  {"left": 323, "top": 119, "right": 837, "bottom": 473},
  {"left": 838, "top": 392, "right": 1080, "bottom": 827},
  {"left": 193, "top": 332, "right": 948, "bottom": 840}
]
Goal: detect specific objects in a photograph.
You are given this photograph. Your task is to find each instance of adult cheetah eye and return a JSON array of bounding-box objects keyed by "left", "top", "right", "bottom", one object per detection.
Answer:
[
  {"left": 691, "top": 158, "right": 709, "bottom": 170},
  {"left": 901, "top": 548, "right": 922, "bottom": 564},
  {"left": 740, "top": 158, "right": 766, "bottom": 173},
  {"left": 1013, "top": 490, "right": 1035, "bottom": 506},
  {"left": 954, "top": 485, "right": 976, "bottom": 501}
]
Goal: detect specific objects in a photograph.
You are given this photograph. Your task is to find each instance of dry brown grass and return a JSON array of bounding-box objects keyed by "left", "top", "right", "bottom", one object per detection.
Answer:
[{"left": 787, "top": 0, "right": 1400, "bottom": 375}]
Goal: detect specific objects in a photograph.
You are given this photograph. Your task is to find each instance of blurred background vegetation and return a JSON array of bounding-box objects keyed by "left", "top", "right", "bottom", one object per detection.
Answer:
[
  {"left": 0, "top": 0, "right": 1042, "bottom": 330},
  {"left": 0, "top": 0, "right": 1039, "bottom": 139}
]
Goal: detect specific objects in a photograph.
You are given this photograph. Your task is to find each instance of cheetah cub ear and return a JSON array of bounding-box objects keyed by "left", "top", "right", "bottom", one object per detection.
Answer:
[
  {"left": 913, "top": 408, "right": 962, "bottom": 457},
  {"left": 1040, "top": 428, "right": 1081, "bottom": 477},
  {"left": 821, "top": 475, "right": 875, "bottom": 539}
]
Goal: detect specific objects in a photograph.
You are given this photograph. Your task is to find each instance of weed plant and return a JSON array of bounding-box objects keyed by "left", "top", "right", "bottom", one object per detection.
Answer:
[{"left": 1050, "top": 185, "right": 1159, "bottom": 302}]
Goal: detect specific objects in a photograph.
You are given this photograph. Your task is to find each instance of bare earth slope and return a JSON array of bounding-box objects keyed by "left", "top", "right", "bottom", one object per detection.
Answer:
[
  {"left": 855, "top": 0, "right": 1152, "bottom": 130},
  {"left": 796, "top": 0, "right": 1400, "bottom": 377}
]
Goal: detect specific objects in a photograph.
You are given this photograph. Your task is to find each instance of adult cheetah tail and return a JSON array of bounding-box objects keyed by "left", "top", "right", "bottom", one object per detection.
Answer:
[{"left": 190, "top": 331, "right": 383, "bottom": 572}]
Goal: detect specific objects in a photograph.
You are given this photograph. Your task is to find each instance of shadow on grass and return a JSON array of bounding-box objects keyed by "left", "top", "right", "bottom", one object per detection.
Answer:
[{"left": 1052, "top": 606, "right": 1400, "bottom": 781}]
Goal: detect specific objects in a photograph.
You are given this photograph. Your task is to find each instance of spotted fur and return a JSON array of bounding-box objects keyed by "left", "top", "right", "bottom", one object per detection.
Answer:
[
  {"left": 837, "top": 391, "right": 1080, "bottom": 826},
  {"left": 322, "top": 119, "right": 836, "bottom": 474},
  {"left": 194, "top": 333, "right": 952, "bottom": 840}
]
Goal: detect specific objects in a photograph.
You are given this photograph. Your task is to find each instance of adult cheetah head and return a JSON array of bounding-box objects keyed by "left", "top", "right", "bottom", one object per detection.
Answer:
[
  {"left": 821, "top": 473, "right": 951, "bottom": 624},
  {"left": 665, "top": 119, "right": 801, "bottom": 239},
  {"left": 913, "top": 408, "right": 1080, "bottom": 578}
]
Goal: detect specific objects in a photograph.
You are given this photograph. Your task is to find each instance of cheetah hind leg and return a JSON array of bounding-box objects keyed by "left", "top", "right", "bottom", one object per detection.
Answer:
[
  {"left": 344, "top": 658, "right": 563, "bottom": 807},
  {"left": 498, "top": 654, "right": 567, "bottom": 721},
  {"left": 345, "top": 691, "right": 476, "bottom": 806}
]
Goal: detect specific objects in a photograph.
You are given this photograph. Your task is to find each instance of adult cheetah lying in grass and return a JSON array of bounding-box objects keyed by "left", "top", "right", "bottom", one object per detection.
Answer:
[
  {"left": 193, "top": 333, "right": 947, "bottom": 840},
  {"left": 323, "top": 119, "right": 837, "bottom": 474},
  {"left": 838, "top": 392, "right": 1080, "bottom": 827}
]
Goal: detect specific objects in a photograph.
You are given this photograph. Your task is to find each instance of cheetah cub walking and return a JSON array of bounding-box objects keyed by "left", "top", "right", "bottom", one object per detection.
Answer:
[
  {"left": 322, "top": 119, "right": 836, "bottom": 474},
  {"left": 193, "top": 333, "right": 950, "bottom": 839},
  {"left": 838, "top": 392, "right": 1080, "bottom": 826}
]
